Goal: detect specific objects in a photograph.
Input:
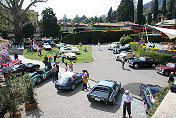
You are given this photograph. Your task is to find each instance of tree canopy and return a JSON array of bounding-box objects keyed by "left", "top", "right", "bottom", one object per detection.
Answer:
[{"left": 137, "top": 0, "right": 143, "bottom": 25}]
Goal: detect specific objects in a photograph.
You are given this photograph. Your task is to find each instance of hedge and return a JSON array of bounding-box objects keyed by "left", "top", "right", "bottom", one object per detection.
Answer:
[
  {"left": 130, "top": 42, "right": 176, "bottom": 64},
  {"left": 61, "top": 30, "right": 134, "bottom": 44},
  {"left": 120, "top": 36, "right": 133, "bottom": 46}
]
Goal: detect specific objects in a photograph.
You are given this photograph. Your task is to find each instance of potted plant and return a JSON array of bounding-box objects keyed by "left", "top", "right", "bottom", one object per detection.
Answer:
[
  {"left": 23, "top": 74, "right": 38, "bottom": 111},
  {"left": 0, "top": 74, "right": 25, "bottom": 118}
]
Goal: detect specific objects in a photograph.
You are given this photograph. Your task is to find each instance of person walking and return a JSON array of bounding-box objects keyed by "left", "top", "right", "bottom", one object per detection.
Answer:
[
  {"left": 44, "top": 55, "right": 48, "bottom": 68},
  {"left": 122, "top": 90, "right": 133, "bottom": 118},
  {"left": 55, "top": 63, "right": 59, "bottom": 81},
  {"left": 14, "top": 52, "right": 18, "bottom": 60},
  {"left": 68, "top": 61, "right": 73, "bottom": 72},
  {"left": 168, "top": 72, "right": 174, "bottom": 84},
  {"left": 49, "top": 55, "right": 52, "bottom": 63},
  {"left": 51, "top": 64, "right": 57, "bottom": 82},
  {"left": 98, "top": 40, "right": 100, "bottom": 51},
  {"left": 121, "top": 56, "right": 126, "bottom": 70},
  {"left": 82, "top": 70, "right": 88, "bottom": 91},
  {"left": 61, "top": 52, "right": 65, "bottom": 63},
  {"left": 39, "top": 47, "right": 42, "bottom": 56},
  {"left": 85, "top": 70, "right": 90, "bottom": 88},
  {"left": 65, "top": 62, "right": 68, "bottom": 72},
  {"left": 53, "top": 51, "right": 57, "bottom": 62}
]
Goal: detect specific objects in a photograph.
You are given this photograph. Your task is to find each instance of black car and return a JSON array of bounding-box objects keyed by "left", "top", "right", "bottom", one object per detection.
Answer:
[
  {"left": 113, "top": 44, "right": 130, "bottom": 54},
  {"left": 139, "top": 84, "right": 161, "bottom": 112},
  {"left": 127, "top": 56, "right": 158, "bottom": 69},
  {"left": 87, "top": 80, "right": 121, "bottom": 105},
  {"left": 12, "top": 63, "right": 40, "bottom": 74}
]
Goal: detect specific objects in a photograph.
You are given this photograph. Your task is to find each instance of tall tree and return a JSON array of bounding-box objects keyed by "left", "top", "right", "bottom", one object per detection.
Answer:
[
  {"left": 107, "top": 7, "right": 113, "bottom": 22},
  {"left": 112, "top": 11, "right": 117, "bottom": 22},
  {"left": 162, "top": 0, "right": 167, "bottom": 16},
  {"left": 117, "top": 0, "right": 134, "bottom": 22},
  {"left": 22, "top": 23, "right": 34, "bottom": 38},
  {"left": 72, "top": 15, "right": 81, "bottom": 23},
  {"left": 167, "top": 0, "right": 175, "bottom": 19},
  {"left": 41, "top": 8, "right": 60, "bottom": 37},
  {"left": 153, "top": 0, "right": 158, "bottom": 23},
  {"left": 0, "top": 0, "right": 48, "bottom": 42},
  {"left": 137, "top": 0, "right": 143, "bottom": 25}
]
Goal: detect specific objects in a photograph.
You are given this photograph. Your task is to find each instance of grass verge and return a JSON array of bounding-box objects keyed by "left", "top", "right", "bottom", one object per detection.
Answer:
[{"left": 23, "top": 45, "right": 94, "bottom": 63}]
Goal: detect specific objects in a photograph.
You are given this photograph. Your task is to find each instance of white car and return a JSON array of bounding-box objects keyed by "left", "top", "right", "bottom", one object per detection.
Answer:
[
  {"left": 65, "top": 52, "right": 77, "bottom": 59},
  {"left": 57, "top": 43, "right": 65, "bottom": 48},
  {"left": 60, "top": 46, "right": 79, "bottom": 53},
  {"left": 108, "top": 42, "right": 120, "bottom": 50},
  {"left": 115, "top": 51, "right": 134, "bottom": 61},
  {"left": 43, "top": 43, "right": 51, "bottom": 50}
]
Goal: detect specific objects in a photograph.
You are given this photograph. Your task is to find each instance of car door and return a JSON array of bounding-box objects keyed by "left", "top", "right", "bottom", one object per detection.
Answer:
[{"left": 146, "top": 58, "right": 153, "bottom": 67}]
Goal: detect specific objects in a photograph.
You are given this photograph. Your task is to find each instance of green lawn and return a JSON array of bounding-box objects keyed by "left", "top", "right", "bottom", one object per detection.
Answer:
[{"left": 24, "top": 45, "right": 94, "bottom": 63}]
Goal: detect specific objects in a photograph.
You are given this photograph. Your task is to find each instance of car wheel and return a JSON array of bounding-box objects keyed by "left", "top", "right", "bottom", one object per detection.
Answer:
[
  {"left": 152, "top": 64, "right": 156, "bottom": 68},
  {"left": 164, "top": 71, "right": 170, "bottom": 76},
  {"left": 134, "top": 64, "right": 138, "bottom": 69},
  {"left": 36, "top": 77, "right": 42, "bottom": 84},
  {"left": 71, "top": 84, "right": 76, "bottom": 90}
]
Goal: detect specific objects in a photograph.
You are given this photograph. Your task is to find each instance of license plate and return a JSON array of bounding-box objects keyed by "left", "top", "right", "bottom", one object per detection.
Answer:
[{"left": 95, "top": 98, "right": 100, "bottom": 101}]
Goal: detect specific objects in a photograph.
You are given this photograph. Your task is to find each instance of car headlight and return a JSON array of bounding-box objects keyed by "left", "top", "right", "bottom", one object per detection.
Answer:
[{"left": 161, "top": 69, "right": 164, "bottom": 72}]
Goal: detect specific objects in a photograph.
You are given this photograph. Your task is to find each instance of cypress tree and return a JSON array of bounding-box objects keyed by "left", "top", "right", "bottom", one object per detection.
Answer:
[
  {"left": 130, "top": 0, "right": 134, "bottom": 22},
  {"left": 107, "top": 7, "right": 113, "bottom": 22},
  {"left": 153, "top": 0, "right": 158, "bottom": 23},
  {"left": 137, "top": 0, "right": 143, "bottom": 25},
  {"left": 167, "top": 0, "right": 175, "bottom": 19},
  {"left": 162, "top": 0, "right": 167, "bottom": 16}
]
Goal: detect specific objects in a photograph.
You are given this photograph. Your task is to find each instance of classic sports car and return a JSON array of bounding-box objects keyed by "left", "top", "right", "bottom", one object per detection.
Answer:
[
  {"left": 10, "top": 59, "right": 22, "bottom": 66},
  {"left": 43, "top": 43, "right": 52, "bottom": 50},
  {"left": 139, "top": 84, "right": 161, "bottom": 112},
  {"left": 113, "top": 44, "right": 130, "bottom": 54},
  {"left": 87, "top": 80, "right": 121, "bottom": 105},
  {"left": 65, "top": 52, "right": 77, "bottom": 59},
  {"left": 29, "top": 68, "right": 52, "bottom": 84},
  {"left": 155, "top": 63, "right": 176, "bottom": 76},
  {"left": 11, "top": 63, "right": 40, "bottom": 73},
  {"left": 127, "top": 56, "right": 158, "bottom": 69},
  {"left": 57, "top": 43, "right": 65, "bottom": 48},
  {"left": 30, "top": 44, "right": 39, "bottom": 51},
  {"left": 108, "top": 42, "right": 120, "bottom": 50},
  {"left": 55, "top": 72, "right": 83, "bottom": 90},
  {"left": 115, "top": 51, "right": 134, "bottom": 61},
  {"left": 60, "top": 46, "right": 79, "bottom": 53}
]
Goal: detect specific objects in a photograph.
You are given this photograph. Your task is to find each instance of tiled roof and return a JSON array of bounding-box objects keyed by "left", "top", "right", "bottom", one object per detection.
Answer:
[{"left": 94, "top": 21, "right": 139, "bottom": 27}]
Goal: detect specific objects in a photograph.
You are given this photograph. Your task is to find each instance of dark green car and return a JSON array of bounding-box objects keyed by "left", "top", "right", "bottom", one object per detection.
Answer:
[{"left": 29, "top": 68, "right": 52, "bottom": 84}]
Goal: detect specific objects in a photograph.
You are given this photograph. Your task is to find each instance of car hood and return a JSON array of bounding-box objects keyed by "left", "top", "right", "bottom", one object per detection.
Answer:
[
  {"left": 55, "top": 80, "right": 69, "bottom": 86},
  {"left": 129, "top": 58, "right": 143, "bottom": 63},
  {"left": 156, "top": 65, "right": 172, "bottom": 69},
  {"left": 65, "top": 53, "right": 76, "bottom": 56}
]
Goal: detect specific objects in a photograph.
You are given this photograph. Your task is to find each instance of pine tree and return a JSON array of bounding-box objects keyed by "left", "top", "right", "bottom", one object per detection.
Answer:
[
  {"left": 130, "top": 0, "right": 134, "bottom": 22},
  {"left": 137, "top": 0, "right": 143, "bottom": 25},
  {"left": 162, "top": 0, "right": 167, "bottom": 16},
  {"left": 167, "top": 0, "right": 175, "bottom": 19},
  {"left": 107, "top": 7, "right": 113, "bottom": 22},
  {"left": 153, "top": 0, "right": 158, "bottom": 23}
]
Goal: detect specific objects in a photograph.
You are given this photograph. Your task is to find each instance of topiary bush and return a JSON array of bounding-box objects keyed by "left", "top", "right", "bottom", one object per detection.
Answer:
[{"left": 120, "top": 35, "right": 133, "bottom": 46}]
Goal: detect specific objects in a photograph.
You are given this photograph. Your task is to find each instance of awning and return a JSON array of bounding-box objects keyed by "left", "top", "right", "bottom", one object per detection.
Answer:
[{"left": 148, "top": 25, "right": 176, "bottom": 39}]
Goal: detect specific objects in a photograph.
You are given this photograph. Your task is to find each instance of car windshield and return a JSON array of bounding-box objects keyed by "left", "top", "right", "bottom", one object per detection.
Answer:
[
  {"left": 59, "top": 76, "right": 72, "bottom": 83},
  {"left": 139, "top": 57, "right": 146, "bottom": 61},
  {"left": 166, "top": 63, "right": 175, "bottom": 68},
  {"left": 37, "top": 70, "right": 45, "bottom": 74},
  {"left": 121, "top": 51, "right": 127, "bottom": 54}
]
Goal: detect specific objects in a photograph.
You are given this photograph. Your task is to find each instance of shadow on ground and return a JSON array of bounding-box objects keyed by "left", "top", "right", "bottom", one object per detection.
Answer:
[
  {"left": 35, "top": 78, "right": 52, "bottom": 88},
  {"left": 122, "top": 83, "right": 143, "bottom": 96},
  {"left": 89, "top": 88, "right": 124, "bottom": 113},
  {"left": 25, "top": 108, "right": 44, "bottom": 118},
  {"left": 56, "top": 83, "right": 83, "bottom": 97}
]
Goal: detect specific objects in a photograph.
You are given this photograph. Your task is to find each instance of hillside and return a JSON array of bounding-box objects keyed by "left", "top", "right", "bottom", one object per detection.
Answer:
[{"left": 144, "top": 0, "right": 169, "bottom": 9}]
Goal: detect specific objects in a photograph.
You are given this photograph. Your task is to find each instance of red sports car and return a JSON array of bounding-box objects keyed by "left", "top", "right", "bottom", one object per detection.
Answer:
[
  {"left": 155, "top": 63, "right": 176, "bottom": 76},
  {"left": 10, "top": 59, "right": 22, "bottom": 66}
]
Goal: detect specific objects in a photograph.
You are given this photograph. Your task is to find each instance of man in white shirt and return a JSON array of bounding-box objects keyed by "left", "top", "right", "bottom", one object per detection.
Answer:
[
  {"left": 53, "top": 51, "right": 57, "bottom": 62},
  {"left": 122, "top": 90, "right": 133, "bottom": 118}
]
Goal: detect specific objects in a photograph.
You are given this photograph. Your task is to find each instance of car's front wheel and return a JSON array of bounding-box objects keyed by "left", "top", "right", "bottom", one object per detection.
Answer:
[
  {"left": 152, "top": 64, "right": 156, "bottom": 68},
  {"left": 134, "top": 64, "right": 139, "bottom": 69},
  {"left": 36, "top": 77, "right": 42, "bottom": 84},
  {"left": 164, "top": 71, "right": 170, "bottom": 76},
  {"left": 71, "top": 84, "right": 76, "bottom": 90}
]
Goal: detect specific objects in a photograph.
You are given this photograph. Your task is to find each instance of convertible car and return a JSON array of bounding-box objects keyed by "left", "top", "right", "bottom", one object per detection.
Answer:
[
  {"left": 60, "top": 46, "right": 79, "bottom": 53},
  {"left": 55, "top": 72, "right": 83, "bottom": 90},
  {"left": 87, "top": 80, "right": 121, "bottom": 105},
  {"left": 12, "top": 63, "right": 40, "bottom": 73},
  {"left": 29, "top": 68, "right": 52, "bottom": 84},
  {"left": 127, "top": 56, "right": 158, "bottom": 69},
  {"left": 115, "top": 51, "right": 134, "bottom": 61},
  {"left": 65, "top": 52, "right": 77, "bottom": 59},
  {"left": 139, "top": 84, "right": 161, "bottom": 112},
  {"left": 113, "top": 44, "right": 130, "bottom": 54},
  {"left": 43, "top": 43, "right": 52, "bottom": 50},
  {"left": 155, "top": 63, "right": 176, "bottom": 76}
]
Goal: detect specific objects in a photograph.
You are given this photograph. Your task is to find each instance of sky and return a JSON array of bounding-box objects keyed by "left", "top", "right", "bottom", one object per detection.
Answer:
[{"left": 24, "top": 0, "right": 152, "bottom": 20}]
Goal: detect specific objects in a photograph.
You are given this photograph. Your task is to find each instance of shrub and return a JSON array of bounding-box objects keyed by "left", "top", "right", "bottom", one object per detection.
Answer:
[
  {"left": 119, "top": 35, "right": 133, "bottom": 46},
  {"left": 73, "top": 27, "right": 85, "bottom": 32},
  {"left": 129, "top": 42, "right": 141, "bottom": 51},
  {"left": 129, "top": 34, "right": 140, "bottom": 42}
]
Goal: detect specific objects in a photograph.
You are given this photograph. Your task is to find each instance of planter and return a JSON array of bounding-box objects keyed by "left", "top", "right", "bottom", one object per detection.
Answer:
[{"left": 25, "top": 102, "right": 38, "bottom": 111}]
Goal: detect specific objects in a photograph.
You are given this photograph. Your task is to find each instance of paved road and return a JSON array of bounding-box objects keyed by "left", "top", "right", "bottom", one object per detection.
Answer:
[{"left": 13, "top": 44, "right": 168, "bottom": 118}]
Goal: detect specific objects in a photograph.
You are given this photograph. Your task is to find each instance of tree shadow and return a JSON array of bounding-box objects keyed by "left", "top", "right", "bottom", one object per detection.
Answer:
[
  {"left": 128, "top": 67, "right": 155, "bottom": 71},
  {"left": 35, "top": 78, "right": 52, "bottom": 88},
  {"left": 56, "top": 82, "right": 83, "bottom": 97},
  {"left": 25, "top": 108, "right": 44, "bottom": 118},
  {"left": 89, "top": 88, "right": 124, "bottom": 113}
]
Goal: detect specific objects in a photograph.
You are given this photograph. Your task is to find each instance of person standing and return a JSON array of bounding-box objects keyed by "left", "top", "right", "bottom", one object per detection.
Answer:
[
  {"left": 55, "top": 63, "right": 59, "bottom": 81},
  {"left": 122, "top": 90, "right": 133, "bottom": 118},
  {"left": 14, "top": 52, "right": 18, "bottom": 60},
  {"left": 39, "top": 47, "right": 42, "bottom": 56},
  {"left": 98, "top": 40, "right": 100, "bottom": 51},
  {"left": 121, "top": 56, "right": 126, "bottom": 70},
  {"left": 82, "top": 70, "right": 88, "bottom": 91},
  {"left": 85, "top": 70, "right": 90, "bottom": 88},
  {"left": 37, "top": 48, "right": 39, "bottom": 56},
  {"left": 168, "top": 72, "right": 175, "bottom": 84},
  {"left": 49, "top": 55, "right": 52, "bottom": 63},
  {"left": 51, "top": 64, "right": 57, "bottom": 82},
  {"left": 53, "top": 51, "right": 57, "bottom": 62},
  {"left": 61, "top": 52, "right": 65, "bottom": 63},
  {"left": 68, "top": 61, "right": 73, "bottom": 72},
  {"left": 44, "top": 55, "right": 48, "bottom": 68},
  {"left": 65, "top": 62, "right": 68, "bottom": 72}
]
